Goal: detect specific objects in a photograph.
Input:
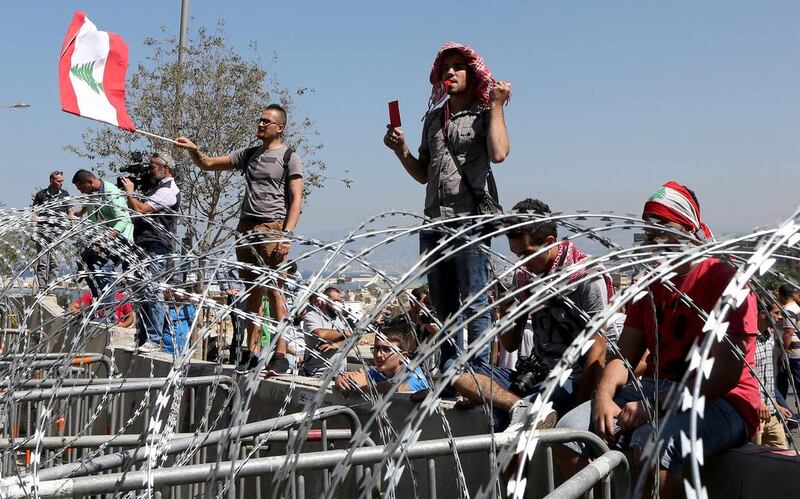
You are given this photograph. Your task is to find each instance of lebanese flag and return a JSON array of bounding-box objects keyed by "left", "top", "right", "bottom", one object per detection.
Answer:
[{"left": 59, "top": 11, "right": 136, "bottom": 131}]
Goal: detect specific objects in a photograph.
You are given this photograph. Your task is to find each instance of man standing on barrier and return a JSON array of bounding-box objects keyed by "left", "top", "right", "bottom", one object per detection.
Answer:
[
  {"left": 175, "top": 103, "right": 303, "bottom": 374},
  {"left": 383, "top": 41, "right": 510, "bottom": 373},
  {"left": 555, "top": 182, "right": 760, "bottom": 498},
  {"left": 32, "top": 170, "right": 74, "bottom": 291},
  {"left": 73, "top": 169, "right": 134, "bottom": 321},
  {"left": 120, "top": 152, "right": 181, "bottom": 352}
]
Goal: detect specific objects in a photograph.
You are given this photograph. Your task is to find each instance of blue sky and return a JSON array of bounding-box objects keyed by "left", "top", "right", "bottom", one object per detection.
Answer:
[{"left": 1, "top": 1, "right": 798, "bottom": 235}]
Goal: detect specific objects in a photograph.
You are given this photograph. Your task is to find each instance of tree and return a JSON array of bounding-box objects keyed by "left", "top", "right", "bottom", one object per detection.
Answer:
[{"left": 66, "top": 21, "right": 338, "bottom": 254}]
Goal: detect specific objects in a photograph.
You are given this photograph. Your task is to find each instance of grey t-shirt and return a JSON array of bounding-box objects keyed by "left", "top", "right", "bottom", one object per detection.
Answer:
[
  {"left": 528, "top": 278, "right": 608, "bottom": 377},
  {"left": 229, "top": 144, "right": 303, "bottom": 221},
  {"left": 302, "top": 308, "right": 346, "bottom": 377},
  {"left": 418, "top": 104, "right": 492, "bottom": 219}
]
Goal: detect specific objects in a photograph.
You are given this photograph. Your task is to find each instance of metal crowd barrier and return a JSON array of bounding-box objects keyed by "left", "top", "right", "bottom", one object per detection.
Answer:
[
  {"left": 0, "top": 427, "right": 630, "bottom": 499},
  {"left": 0, "top": 373, "right": 240, "bottom": 477},
  {"left": 0, "top": 405, "right": 370, "bottom": 498}
]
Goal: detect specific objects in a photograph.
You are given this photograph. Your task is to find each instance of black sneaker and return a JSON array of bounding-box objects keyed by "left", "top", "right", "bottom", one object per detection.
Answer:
[
  {"left": 234, "top": 350, "right": 257, "bottom": 374},
  {"left": 266, "top": 356, "right": 291, "bottom": 377}
]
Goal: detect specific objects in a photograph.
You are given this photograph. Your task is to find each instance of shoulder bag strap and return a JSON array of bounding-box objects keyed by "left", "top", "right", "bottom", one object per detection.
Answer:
[{"left": 282, "top": 146, "right": 295, "bottom": 213}]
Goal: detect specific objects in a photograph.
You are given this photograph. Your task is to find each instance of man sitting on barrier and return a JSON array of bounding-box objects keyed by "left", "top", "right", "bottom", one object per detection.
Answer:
[
  {"left": 447, "top": 198, "right": 612, "bottom": 429},
  {"left": 554, "top": 181, "right": 760, "bottom": 498},
  {"left": 335, "top": 319, "right": 430, "bottom": 395},
  {"left": 302, "top": 287, "right": 350, "bottom": 378}
]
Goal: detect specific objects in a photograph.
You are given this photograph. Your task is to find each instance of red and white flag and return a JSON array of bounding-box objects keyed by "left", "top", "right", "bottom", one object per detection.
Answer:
[{"left": 59, "top": 11, "right": 135, "bottom": 131}]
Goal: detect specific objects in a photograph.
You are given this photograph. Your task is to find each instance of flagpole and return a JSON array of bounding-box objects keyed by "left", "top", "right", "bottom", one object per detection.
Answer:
[{"left": 135, "top": 129, "right": 178, "bottom": 145}]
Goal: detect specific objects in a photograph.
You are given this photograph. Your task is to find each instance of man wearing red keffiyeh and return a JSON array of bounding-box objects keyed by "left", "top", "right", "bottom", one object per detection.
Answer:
[
  {"left": 555, "top": 183, "right": 759, "bottom": 498},
  {"left": 383, "top": 42, "right": 511, "bottom": 376},
  {"left": 436, "top": 198, "right": 613, "bottom": 432}
]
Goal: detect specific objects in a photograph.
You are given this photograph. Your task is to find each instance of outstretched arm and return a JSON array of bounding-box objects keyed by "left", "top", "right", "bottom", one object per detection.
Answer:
[{"left": 175, "top": 137, "right": 234, "bottom": 171}]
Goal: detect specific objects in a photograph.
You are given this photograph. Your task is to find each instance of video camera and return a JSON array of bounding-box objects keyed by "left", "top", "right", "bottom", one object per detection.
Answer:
[{"left": 117, "top": 151, "right": 156, "bottom": 192}]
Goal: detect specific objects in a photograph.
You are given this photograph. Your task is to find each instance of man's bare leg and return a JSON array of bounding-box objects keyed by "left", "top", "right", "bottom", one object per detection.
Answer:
[
  {"left": 453, "top": 372, "right": 519, "bottom": 412},
  {"left": 658, "top": 468, "right": 684, "bottom": 499},
  {"left": 266, "top": 286, "right": 288, "bottom": 357},
  {"left": 245, "top": 285, "right": 265, "bottom": 354}
]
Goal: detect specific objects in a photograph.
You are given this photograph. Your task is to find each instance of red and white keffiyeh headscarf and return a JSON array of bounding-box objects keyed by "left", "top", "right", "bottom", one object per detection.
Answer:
[
  {"left": 427, "top": 42, "right": 499, "bottom": 113},
  {"left": 643, "top": 181, "right": 714, "bottom": 241},
  {"left": 513, "top": 240, "right": 616, "bottom": 302}
]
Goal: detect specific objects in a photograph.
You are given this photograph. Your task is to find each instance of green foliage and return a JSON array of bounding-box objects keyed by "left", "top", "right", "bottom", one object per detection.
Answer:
[
  {"left": 66, "top": 21, "right": 345, "bottom": 253},
  {"left": 760, "top": 265, "right": 800, "bottom": 292}
]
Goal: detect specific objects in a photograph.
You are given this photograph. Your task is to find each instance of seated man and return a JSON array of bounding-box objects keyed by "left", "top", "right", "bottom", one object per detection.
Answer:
[
  {"left": 302, "top": 287, "right": 350, "bottom": 378},
  {"left": 448, "top": 198, "right": 612, "bottom": 427},
  {"left": 555, "top": 182, "right": 760, "bottom": 498},
  {"left": 335, "top": 320, "right": 429, "bottom": 394}
]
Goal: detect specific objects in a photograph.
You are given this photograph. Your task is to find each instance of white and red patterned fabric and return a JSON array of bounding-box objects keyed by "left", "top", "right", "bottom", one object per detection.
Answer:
[
  {"left": 427, "top": 41, "right": 499, "bottom": 112},
  {"left": 643, "top": 181, "right": 714, "bottom": 241}
]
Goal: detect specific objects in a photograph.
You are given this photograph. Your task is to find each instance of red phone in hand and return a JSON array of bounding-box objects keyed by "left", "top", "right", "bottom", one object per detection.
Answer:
[{"left": 388, "top": 100, "right": 401, "bottom": 127}]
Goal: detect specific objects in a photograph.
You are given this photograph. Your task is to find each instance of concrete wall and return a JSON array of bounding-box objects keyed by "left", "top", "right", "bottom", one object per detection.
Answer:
[{"left": 26, "top": 299, "right": 800, "bottom": 498}]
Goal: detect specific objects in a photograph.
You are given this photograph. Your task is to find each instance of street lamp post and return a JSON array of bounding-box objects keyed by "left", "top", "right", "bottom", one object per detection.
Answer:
[{"left": 0, "top": 103, "right": 30, "bottom": 109}]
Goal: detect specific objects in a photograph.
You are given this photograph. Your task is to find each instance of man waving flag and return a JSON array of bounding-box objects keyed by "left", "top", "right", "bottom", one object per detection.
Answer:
[{"left": 59, "top": 11, "right": 136, "bottom": 131}]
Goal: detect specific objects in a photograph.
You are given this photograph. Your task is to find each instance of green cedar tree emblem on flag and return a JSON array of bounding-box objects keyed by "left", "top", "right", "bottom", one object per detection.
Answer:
[
  {"left": 649, "top": 187, "right": 667, "bottom": 201},
  {"left": 70, "top": 62, "right": 104, "bottom": 95}
]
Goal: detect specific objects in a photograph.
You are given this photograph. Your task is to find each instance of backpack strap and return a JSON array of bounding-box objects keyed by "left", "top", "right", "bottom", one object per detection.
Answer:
[{"left": 282, "top": 146, "right": 295, "bottom": 213}]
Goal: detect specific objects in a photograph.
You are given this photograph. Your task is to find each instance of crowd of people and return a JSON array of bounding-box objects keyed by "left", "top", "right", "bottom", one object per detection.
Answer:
[{"left": 28, "top": 40, "right": 800, "bottom": 497}]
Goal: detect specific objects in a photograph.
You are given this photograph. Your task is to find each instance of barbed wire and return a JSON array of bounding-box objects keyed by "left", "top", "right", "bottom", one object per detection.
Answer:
[{"left": 0, "top": 194, "right": 798, "bottom": 498}]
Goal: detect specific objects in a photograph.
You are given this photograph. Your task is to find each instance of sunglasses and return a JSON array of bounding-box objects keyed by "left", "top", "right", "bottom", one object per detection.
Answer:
[
  {"left": 258, "top": 118, "right": 283, "bottom": 127},
  {"left": 370, "top": 345, "right": 402, "bottom": 356}
]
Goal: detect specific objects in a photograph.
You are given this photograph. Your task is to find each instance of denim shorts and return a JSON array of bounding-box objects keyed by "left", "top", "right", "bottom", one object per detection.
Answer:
[
  {"left": 556, "top": 378, "right": 748, "bottom": 472},
  {"left": 465, "top": 362, "right": 514, "bottom": 390}
]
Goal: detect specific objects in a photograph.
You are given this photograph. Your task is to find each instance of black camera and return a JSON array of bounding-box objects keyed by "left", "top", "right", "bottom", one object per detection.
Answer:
[
  {"left": 418, "top": 311, "right": 434, "bottom": 325},
  {"left": 509, "top": 353, "right": 550, "bottom": 397},
  {"left": 117, "top": 151, "right": 155, "bottom": 192}
]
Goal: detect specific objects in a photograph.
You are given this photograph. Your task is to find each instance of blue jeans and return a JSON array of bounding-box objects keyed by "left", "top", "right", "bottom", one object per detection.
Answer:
[
  {"left": 419, "top": 229, "right": 492, "bottom": 370},
  {"left": 557, "top": 378, "right": 748, "bottom": 471},
  {"left": 776, "top": 357, "right": 800, "bottom": 400},
  {"left": 135, "top": 255, "right": 167, "bottom": 346},
  {"left": 79, "top": 246, "right": 122, "bottom": 318}
]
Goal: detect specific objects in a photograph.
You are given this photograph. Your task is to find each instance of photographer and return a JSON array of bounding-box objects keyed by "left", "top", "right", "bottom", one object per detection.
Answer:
[
  {"left": 448, "top": 198, "right": 612, "bottom": 430},
  {"left": 120, "top": 152, "right": 181, "bottom": 352},
  {"left": 73, "top": 170, "right": 134, "bottom": 321}
]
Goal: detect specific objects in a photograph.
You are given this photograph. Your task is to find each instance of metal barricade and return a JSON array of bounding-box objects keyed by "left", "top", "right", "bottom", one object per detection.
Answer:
[
  {"left": 1, "top": 428, "right": 631, "bottom": 499},
  {"left": 0, "top": 373, "right": 240, "bottom": 478}
]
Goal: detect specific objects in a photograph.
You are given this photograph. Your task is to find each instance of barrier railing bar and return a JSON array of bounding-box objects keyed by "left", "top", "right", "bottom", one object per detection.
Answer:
[{"left": 543, "top": 450, "right": 629, "bottom": 499}]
